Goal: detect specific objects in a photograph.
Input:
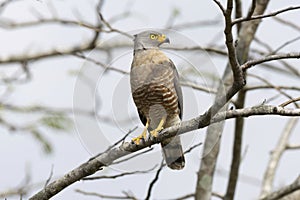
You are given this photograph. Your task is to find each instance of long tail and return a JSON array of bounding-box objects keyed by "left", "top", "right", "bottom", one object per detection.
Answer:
[{"left": 161, "top": 136, "right": 185, "bottom": 170}]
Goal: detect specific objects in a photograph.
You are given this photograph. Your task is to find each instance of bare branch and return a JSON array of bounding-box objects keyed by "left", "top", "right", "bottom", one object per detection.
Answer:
[
  {"left": 242, "top": 53, "right": 300, "bottom": 71},
  {"left": 145, "top": 160, "right": 164, "bottom": 200},
  {"left": 260, "top": 118, "right": 299, "bottom": 198},
  {"left": 73, "top": 52, "right": 129, "bottom": 74},
  {"left": 234, "top": 0, "right": 242, "bottom": 32},
  {"left": 286, "top": 144, "right": 300, "bottom": 150},
  {"left": 0, "top": 43, "right": 92, "bottom": 64},
  {"left": 246, "top": 0, "right": 256, "bottom": 19},
  {"left": 274, "top": 17, "right": 300, "bottom": 32},
  {"left": 183, "top": 141, "right": 203, "bottom": 154},
  {"left": 232, "top": 6, "right": 300, "bottom": 25},
  {"left": 44, "top": 165, "right": 54, "bottom": 188},
  {"left": 248, "top": 73, "right": 299, "bottom": 108},
  {"left": 279, "top": 97, "right": 300, "bottom": 108},
  {"left": 245, "top": 85, "right": 300, "bottom": 92},
  {"left": 98, "top": 13, "right": 133, "bottom": 39},
  {"left": 173, "top": 193, "right": 195, "bottom": 200},
  {"left": 164, "top": 46, "right": 227, "bottom": 56},
  {"left": 0, "top": 18, "right": 101, "bottom": 31},
  {"left": 180, "top": 81, "right": 216, "bottom": 94},
  {"left": 170, "top": 19, "right": 222, "bottom": 30},
  {"left": 82, "top": 165, "right": 157, "bottom": 181},
  {"left": 224, "top": 89, "right": 246, "bottom": 200},
  {"left": 111, "top": 148, "right": 154, "bottom": 165},
  {"left": 223, "top": 0, "right": 244, "bottom": 84},
  {"left": 196, "top": 1, "right": 269, "bottom": 198},
  {"left": 219, "top": 105, "right": 300, "bottom": 120},
  {"left": 172, "top": 192, "right": 223, "bottom": 200},
  {"left": 269, "top": 36, "right": 300, "bottom": 55},
  {"left": 28, "top": 104, "right": 300, "bottom": 199},
  {"left": 260, "top": 176, "right": 300, "bottom": 200},
  {"left": 213, "top": 0, "right": 226, "bottom": 15},
  {"left": 75, "top": 189, "right": 136, "bottom": 199}
]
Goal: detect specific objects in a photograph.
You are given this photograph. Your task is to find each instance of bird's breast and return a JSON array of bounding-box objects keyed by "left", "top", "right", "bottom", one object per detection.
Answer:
[{"left": 130, "top": 65, "right": 179, "bottom": 119}]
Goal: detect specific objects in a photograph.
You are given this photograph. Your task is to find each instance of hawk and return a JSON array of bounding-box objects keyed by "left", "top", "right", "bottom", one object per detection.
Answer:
[{"left": 130, "top": 30, "right": 185, "bottom": 170}]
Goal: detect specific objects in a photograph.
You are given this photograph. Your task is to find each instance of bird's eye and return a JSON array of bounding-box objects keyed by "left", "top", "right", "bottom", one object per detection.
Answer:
[{"left": 150, "top": 34, "right": 158, "bottom": 40}]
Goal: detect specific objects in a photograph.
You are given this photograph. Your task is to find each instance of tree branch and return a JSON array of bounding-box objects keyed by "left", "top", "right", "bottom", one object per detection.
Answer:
[
  {"left": 260, "top": 118, "right": 299, "bottom": 198},
  {"left": 29, "top": 105, "right": 300, "bottom": 199},
  {"left": 82, "top": 166, "right": 157, "bottom": 181},
  {"left": 224, "top": 89, "right": 246, "bottom": 200},
  {"left": 260, "top": 176, "right": 300, "bottom": 200},
  {"left": 75, "top": 189, "right": 136, "bottom": 199},
  {"left": 145, "top": 160, "right": 164, "bottom": 200},
  {"left": 242, "top": 53, "right": 300, "bottom": 71},
  {"left": 232, "top": 6, "right": 300, "bottom": 25}
]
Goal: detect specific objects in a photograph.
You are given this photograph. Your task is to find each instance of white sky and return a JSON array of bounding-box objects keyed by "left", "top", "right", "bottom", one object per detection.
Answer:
[{"left": 0, "top": 0, "right": 299, "bottom": 199}]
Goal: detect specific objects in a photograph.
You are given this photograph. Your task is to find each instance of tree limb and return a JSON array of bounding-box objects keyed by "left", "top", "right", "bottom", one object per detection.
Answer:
[
  {"left": 260, "top": 118, "right": 299, "bottom": 198},
  {"left": 232, "top": 6, "right": 300, "bottom": 25},
  {"left": 28, "top": 104, "right": 300, "bottom": 200},
  {"left": 260, "top": 176, "right": 300, "bottom": 200}
]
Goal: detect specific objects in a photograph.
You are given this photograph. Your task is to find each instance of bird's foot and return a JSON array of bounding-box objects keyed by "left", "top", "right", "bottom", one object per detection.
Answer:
[
  {"left": 149, "top": 116, "right": 166, "bottom": 139},
  {"left": 131, "top": 129, "right": 147, "bottom": 145},
  {"left": 150, "top": 126, "right": 164, "bottom": 138}
]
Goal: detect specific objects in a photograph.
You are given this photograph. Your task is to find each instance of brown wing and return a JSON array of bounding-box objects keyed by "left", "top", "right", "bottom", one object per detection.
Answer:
[{"left": 166, "top": 59, "right": 183, "bottom": 119}]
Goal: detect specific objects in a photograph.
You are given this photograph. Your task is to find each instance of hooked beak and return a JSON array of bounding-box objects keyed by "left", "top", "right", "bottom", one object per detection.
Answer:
[{"left": 158, "top": 34, "right": 170, "bottom": 46}]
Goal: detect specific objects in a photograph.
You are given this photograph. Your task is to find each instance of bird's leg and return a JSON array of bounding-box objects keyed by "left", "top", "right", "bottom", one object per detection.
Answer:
[
  {"left": 132, "top": 118, "right": 149, "bottom": 145},
  {"left": 150, "top": 115, "right": 167, "bottom": 138}
]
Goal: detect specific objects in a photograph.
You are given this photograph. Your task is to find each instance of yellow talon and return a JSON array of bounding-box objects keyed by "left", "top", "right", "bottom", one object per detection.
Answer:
[
  {"left": 132, "top": 128, "right": 147, "bottom": 145},
  {"left": 150, "top": 116, "right": 166, "bottom": 138},
  {"left": 132, "top": 119, "right": 149, "bottom": 145}
]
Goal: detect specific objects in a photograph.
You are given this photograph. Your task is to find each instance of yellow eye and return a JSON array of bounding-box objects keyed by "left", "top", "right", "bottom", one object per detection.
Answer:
[{"left": 150, "top": 34, "right": 157, "bottom": 40}]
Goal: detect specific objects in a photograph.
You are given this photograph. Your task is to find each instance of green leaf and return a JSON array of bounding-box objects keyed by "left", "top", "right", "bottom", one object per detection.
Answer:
[
  {"left": 40, "top": 114, "right": 72, "bottom": 131},
  {"left": 30, "top": 129, "right": 52, "bottom": 154}
]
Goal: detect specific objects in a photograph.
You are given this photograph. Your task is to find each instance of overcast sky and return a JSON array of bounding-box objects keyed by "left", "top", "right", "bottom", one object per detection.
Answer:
[{"left": 0, "top": 0, "right": 299, "bottom": 199}]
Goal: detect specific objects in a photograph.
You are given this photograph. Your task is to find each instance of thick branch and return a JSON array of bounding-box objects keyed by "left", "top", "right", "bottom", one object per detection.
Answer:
[
  {"left": 223, "top": 0, "right": 244, "bottom": 84},
  {"left": 224, "top": 89, "right": 246, "bottom": 200},
  {"left": 29, "top": 105, "right": 300, "bottom": 200}
]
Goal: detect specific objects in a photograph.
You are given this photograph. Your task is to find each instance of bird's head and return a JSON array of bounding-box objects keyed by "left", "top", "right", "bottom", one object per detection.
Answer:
[{"left": 133, "top": 30, "right": 170, "bottom": 51}]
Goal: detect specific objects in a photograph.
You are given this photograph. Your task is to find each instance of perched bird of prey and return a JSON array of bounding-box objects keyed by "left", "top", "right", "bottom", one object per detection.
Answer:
[{"left": 130, "top": 30, "right": 185, "bottom": 170}]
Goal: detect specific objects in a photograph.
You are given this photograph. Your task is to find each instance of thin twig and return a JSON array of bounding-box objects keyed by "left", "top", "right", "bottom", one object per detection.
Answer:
[
  {"left": 274, "top": 17, "right": 300, "bottom": 32},
  {"left": 245, "top": 85, "right": 300, "bottom": 92},
  {"left": 82, "top": 165, "right": 157, "bottom": 181},
  {"left": 111, "top": 148, "right": 154, "bottom": 165},
  {"left": 170, "top": 19, "right": 222, "bottom": 30},
  {"left": 232, "top": 6, "right": 300, "bottom": 25},
  {"left": 44, "top": 165, "right": 54, "bottom": 188},
  {"left": 248, "top": 73, "right": 299, "bottom": 108},
  {"left": 270, "top": 36, "right": 300, "bottom": 55},
  {"left": 242, "top": 53, "right": 300, "bottom": 71},
  {"left": 98, "top": 13, "right": 133, "bottom": 39},
  {"left": 285, "top": 144, "right": 300, "bottom": 150},
  {"left": 75, "top": 189, "right": 136, "bottom": 199},
  {"left": 145, "top": 160, "right": 164, "bottom": 200},
  {"left": 279, "top": 97, "right": 300, "bottom": 108},
  {"left": 0, "top": 18, "right": 101, "bottom": 31},
  {"left": 73, "top": 52, "right": 129, "bottom": 74},
  {"left": 246, "top": 0, "right": 256, "bottom": 19},
  {"left": 183, "top": 141, "right": 203, "bottom": 154},
  {"left": 213, "top": 0, "right": 226, "bottom": 15},
  {"left": 180, "top": 81, "right": 216, "bottom": 94}
]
